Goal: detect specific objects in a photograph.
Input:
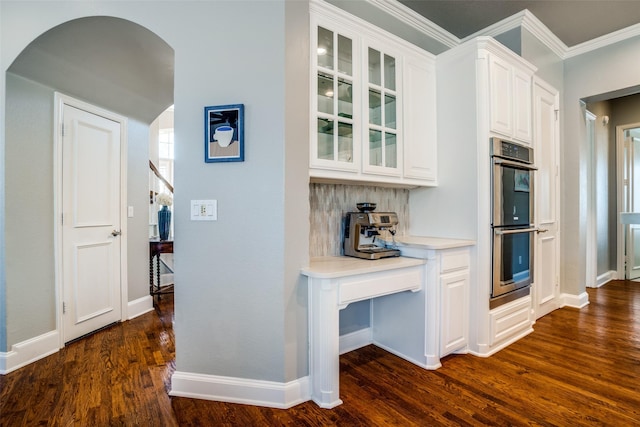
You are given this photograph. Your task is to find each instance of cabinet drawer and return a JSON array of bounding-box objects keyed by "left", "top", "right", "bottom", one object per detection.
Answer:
[
  {"left": 440, "top": 249, "right": 470, "bottom": 274},
  {"left": 489, "top": 296, "right": 531, "bottom": 346},
  {"left": 338, "top": 266, "right": 423, "bottom": 307}
]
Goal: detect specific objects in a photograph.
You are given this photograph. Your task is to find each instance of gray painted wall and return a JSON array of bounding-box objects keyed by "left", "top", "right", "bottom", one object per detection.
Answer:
[{"left": 5, "top": 73, "right": 56, "bottom": 345}]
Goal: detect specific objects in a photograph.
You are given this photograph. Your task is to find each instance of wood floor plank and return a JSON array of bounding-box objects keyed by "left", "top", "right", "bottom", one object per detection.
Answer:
[{"left": 3, "top": 281, "right": 640, "bottom": 425}]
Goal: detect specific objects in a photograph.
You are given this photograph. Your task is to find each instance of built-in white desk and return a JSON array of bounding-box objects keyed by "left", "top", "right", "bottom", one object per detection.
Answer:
[{"left": 301, "top": 256, "right": 426, "bottom": 409}]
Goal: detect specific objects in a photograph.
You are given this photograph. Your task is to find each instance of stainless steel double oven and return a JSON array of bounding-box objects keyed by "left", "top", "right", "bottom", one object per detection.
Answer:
[{"left": 490, "top": 138, "right": 536, "bottom": 309}]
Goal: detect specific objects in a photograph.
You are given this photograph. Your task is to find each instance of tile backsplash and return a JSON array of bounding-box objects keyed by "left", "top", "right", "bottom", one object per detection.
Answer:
[{"left": 309, "top": 183, "right": 410, "bottom": 257}]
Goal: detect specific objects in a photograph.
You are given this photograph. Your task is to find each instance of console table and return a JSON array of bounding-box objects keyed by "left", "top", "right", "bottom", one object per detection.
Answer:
[{"left": 150, "top": 239, "right": 173, "bottom": 298}]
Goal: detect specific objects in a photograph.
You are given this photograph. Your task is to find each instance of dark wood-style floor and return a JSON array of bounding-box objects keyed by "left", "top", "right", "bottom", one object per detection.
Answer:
[{"left": 2, "top": 281, "right": 640, "bottom": 426}]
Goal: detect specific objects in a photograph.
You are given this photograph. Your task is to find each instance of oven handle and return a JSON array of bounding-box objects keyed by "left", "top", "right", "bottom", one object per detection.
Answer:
[
  {"left": 493, "top": 158, "right": 538, "bottom": 170},
  {"left": 494, "top": 227, "right": 538, "bottom": 235}
]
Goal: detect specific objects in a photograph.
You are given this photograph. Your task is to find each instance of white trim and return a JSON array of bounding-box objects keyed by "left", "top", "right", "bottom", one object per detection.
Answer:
[
  {"left": 54, "top": 93, "right": 129, "bottom": 347},
  {"left": 0, "top": 330, "right": 59, "bottom": 374},
  {"left": 566, "top": 23, "right": 640, "bottom": 59},
  {"left": 169, "top": 372, "right": 310, "bottom": 409},
  {"left": 596, "top": 271, "right": 617, "bottom": 288},
  {"left": 365, "top": 0, "right": 459, "bottom": 49},
  {"left": 585, "top": 110, "right": 598, "bottom": 289},
  {"left": 127, "top": 295, "right": 154, "bottom": 320},
  {"left": 560, "top": 292, "right": 590, "bottom": 309},
  {"left": 469, "top": 326, "right": 534, "bottom": 358},
  {"left": 339, "top": 327, "right": 372, "bottom": 355}
]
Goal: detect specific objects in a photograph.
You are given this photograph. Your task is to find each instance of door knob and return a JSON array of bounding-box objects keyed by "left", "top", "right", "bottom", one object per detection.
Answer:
[
  {"left": 536, "top": 228, "right": 549, "bottom": 234},
  {"left": 111, "top": 230, "right": 122, "bottom": 237}
]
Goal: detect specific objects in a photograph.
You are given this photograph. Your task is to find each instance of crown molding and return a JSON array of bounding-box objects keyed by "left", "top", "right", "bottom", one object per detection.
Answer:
[
  {"left": 565, "top": 22, "right": 640, "bottom": 59},
  {"left": 353, "top": 1, "right": 640, "bottom": 61},
  {"left": 365, "top": 0, "right": 460, "bottom": 49},
  {"left": 462, "top": 10, "right": 567, "bottom": 59}
]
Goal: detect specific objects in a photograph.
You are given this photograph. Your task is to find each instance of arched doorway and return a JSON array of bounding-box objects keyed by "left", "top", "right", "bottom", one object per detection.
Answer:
[{"left": 3, "top": 16, "right": 174, "bottom": 364}]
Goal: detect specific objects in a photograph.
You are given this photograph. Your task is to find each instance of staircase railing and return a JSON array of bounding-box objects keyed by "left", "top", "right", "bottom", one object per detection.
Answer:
[{"left": 149, "top": 160, "right": 173, "bottom": 194}]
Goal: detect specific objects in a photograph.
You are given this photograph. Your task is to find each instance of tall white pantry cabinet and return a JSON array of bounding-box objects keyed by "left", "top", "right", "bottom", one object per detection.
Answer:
[{"left": 429, "top": 37, "right": 541, "bottom": 357}]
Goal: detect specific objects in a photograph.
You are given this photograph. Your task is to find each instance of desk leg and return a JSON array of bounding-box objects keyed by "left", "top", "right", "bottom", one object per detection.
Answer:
[
  {"left": 150, "top": 254, "right": 154, "bottom": 296},
  {"left": 156, "top": 254, "right": 162, "bottom": 299},
  {"left": 309, "top": 277, "right": 343, "bottom": 409}
]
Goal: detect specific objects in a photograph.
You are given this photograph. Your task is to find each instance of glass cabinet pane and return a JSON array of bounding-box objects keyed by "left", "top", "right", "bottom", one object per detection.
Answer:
[
  {"left": 337, "top": 122, "right": 353, "bottom": 162},
  {"left": 337, "top": 78, "right": 353, "bottom": 119},
  {"left": 384, "top": 54, "right": 395, "bottom": 91},
  {"left": 317, "top": 73, "right": 334, "bottom": 115},
  {"left": 368, "top": 48, "right": 381, "bottom": 86},
  {"left": 385, "top": 94, "right": 396, "bottom": 129},
  {"left": 369, "top": 130, "right": 382, "bottom": 166},
  {"left": 385, "top": 133, "right": 397, "bottom": 168},
  {"left": 338, "top": 35, "right": 352, "bottom": 76},
  {"left": 317, "top": 118, "right": 334, "bottom": 160},
  {"left": 317, "top": 27, "right": 333, "bottom": 69},
  {"left": 369, "top": 89, "right": 381, "bottom": 126}
]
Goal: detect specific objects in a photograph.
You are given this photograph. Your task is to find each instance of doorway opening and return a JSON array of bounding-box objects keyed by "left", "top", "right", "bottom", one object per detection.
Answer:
[{"left": 616, "top": 122, "right": 640, "bottom": 280}]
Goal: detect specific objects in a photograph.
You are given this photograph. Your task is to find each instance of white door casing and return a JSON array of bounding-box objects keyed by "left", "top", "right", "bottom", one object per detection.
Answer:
[
  {"left": 621, "top": 126, "right": 640, "bottom": 280},
  {"left": 533, "top": 78, "right": 560, "bottom": 319},
  {"left": 55, "top": 94, "right": 128, "bottom": 344}
]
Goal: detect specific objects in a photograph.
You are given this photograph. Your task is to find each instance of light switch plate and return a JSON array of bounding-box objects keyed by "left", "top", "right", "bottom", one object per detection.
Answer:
[
  {"left": 191, "top": 200, "right": 217, "bottom": 221},
  {"left": 127, "top": 206, "right": 134, "bottom": 218}
]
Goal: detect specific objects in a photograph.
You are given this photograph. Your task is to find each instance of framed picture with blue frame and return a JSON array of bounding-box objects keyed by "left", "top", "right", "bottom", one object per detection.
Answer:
[{"left": 204, "top": 104, "right": 244, "bottom": 163}]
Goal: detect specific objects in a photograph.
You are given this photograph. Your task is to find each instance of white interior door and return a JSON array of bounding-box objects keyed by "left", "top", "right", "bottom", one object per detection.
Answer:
[
  {"left": 624, "top": 129, "right": 640, "bottom": 280},
  {"left": 533, "top": 78, "right": 560, "bottom": 319},
  {"left": 62, "top": 103, "right": 123, "bottom": 343}
]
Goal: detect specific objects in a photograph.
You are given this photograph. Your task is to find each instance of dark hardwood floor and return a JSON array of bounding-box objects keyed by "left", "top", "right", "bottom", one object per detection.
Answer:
[{"left": 2, "top": 281, "right": 640, "bottom": 426}]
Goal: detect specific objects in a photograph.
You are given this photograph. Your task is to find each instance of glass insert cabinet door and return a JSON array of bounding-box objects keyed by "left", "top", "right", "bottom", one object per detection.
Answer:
[
  {"left": 366, "top": 47, "right": 398, "bottom": 171},
  {"left": 315, "top": 26, "right": 355, "bottom": 167}
]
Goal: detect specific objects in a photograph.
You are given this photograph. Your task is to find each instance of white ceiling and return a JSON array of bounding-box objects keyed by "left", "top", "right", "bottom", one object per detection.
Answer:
[{"left": 398, "top": 0, "right": 640, "bottom": 47}]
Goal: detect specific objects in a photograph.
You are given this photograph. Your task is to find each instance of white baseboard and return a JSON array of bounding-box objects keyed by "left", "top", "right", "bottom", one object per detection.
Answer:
[
  {"left": 560, "top": 291, "right": 590, "bottom": 309},
  {"left": 339, "top": 327, "right": 372, "bottom": 355},
  {"left": 0, "top": 330, "right": 60, "bottom": 375},
  {"left": 595, "top": 270, "right": 617, "bottom": 288},
  {"left": 169, "top": 371, "right": 310, "bottom": 409},
  {"left": 127, "top": 295, "right": 154, "bottom": 320},
  {"left": 470, "top": 325, "right": 534, "bottom": 358}
]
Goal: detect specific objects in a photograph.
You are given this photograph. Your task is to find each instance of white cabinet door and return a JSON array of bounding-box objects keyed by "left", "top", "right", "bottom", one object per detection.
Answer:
[
  {"left": 533, "top": 78, "right": 560, "bottom": 319},
  {"left": 488, "top": 55, "right": 513, "bottom": 138},
  {"left": 440, "top": 270, "right": 469, "bottom": 357},
  {"left": 311, "top": 21, "right": 360, "bottom": 173},
  {"left": 513, "top": 68, "right": 533, "bottom": 143},
  {"left": 488, "top": 54, "right": 533, "bottom": 144},
  {"left": 403, "top": 54, "right": 437, "bottom": 182}
]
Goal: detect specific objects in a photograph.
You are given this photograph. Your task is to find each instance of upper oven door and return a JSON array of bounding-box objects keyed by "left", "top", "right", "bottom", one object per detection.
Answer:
[{"left": 493, "top": 158, "right": 536, "bottom": 227}]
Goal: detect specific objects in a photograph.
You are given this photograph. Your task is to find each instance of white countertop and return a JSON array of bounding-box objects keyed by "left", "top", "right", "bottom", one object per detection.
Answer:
[
  {"left": 394, "top": 235, "right": 476, "bottom": 250},
  {"left": 301, "top": 256, "right": 425, "bottom": 279}
]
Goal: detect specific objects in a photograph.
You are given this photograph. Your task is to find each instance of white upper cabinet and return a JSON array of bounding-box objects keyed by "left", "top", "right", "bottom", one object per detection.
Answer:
[
  {"left": 312, "top": 23, "right": 360, "bottom": 172},
  {"left": 488, "top": 52, "right": 533, "bottom": 144},
  {"left": 310, "top": 1, "right": 437, "bottom": 187}
]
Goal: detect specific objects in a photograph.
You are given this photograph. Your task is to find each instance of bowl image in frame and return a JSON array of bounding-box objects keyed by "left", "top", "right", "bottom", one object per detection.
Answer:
[{"left": 214, "top": 125, "right": 235, "bottom": 147}]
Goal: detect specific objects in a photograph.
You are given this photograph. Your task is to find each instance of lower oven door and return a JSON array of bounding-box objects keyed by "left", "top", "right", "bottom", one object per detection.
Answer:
[{"left": 492, "top": 226, "right": 535, "bottom": 299}]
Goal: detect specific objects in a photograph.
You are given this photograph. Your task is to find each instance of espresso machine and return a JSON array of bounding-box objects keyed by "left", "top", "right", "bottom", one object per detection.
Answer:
[{"left": 343, "top": 203, "right": 401, "bottom": 260}]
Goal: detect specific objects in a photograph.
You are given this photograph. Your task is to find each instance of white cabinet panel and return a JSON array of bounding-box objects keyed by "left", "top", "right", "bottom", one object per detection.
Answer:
[
  {"left": 440, "top": 270, "right": 469, "bottom": 357},
  {"left": 403, "top": 54, "right": 437, "bottom": 183},
  {"left": 488, "top": 53, "right": 533, "bottom": 144}
]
